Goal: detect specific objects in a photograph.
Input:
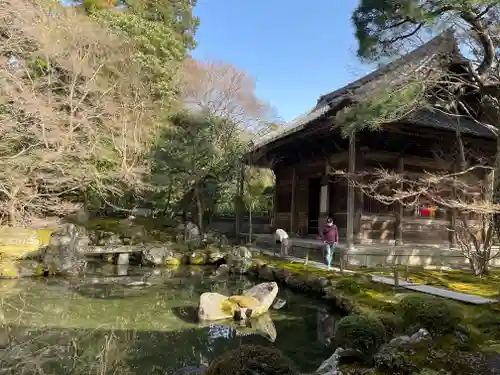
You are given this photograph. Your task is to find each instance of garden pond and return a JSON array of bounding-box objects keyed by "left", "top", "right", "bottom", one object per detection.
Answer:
[{"left": 0, "top": 263, "right": 340, "bottom": 374}]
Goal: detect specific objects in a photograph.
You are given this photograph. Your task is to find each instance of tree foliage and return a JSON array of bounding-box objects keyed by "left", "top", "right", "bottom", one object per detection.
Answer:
[
  {"left": 0, "top": 0, "right": 160, "bottom": 225},
  {"left": 151, "top": 111, "right": 246, "bottom": 226},
  {"left": 83, "top": 0, "right": 198, "bottom": 105}
]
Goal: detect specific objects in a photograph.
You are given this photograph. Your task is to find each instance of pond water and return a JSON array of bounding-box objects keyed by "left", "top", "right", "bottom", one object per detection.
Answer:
[{"left": 0, "top": 264, "right": 339, "bottom": 374}]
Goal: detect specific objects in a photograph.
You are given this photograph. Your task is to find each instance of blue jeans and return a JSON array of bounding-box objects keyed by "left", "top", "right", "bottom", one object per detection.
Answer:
[{"left": 324, "top": 243, "right": 336, "bottom": 266}]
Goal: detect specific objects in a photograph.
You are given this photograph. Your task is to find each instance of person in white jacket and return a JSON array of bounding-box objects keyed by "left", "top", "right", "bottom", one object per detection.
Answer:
[{"left": 272, "top": 227, "right": 289, "bottom": 257}]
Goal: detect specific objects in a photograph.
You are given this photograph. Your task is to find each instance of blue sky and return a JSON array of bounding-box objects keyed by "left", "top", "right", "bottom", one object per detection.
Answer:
[{"left": 192, "top": 0, "right": 373, "bottom": 122}]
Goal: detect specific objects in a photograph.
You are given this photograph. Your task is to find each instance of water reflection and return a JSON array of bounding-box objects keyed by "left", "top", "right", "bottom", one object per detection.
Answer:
[
  {"left": 0, "top": 265, "right": 340, "bottom": 374},
  {"left": 317, "top": 308, "right": 337, "bottom": 346}
]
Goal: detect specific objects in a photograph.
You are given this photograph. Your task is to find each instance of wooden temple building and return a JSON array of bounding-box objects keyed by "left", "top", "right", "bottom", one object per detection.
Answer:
[{"left": 245, "top": 31, "right": 496, "bottom": 251}]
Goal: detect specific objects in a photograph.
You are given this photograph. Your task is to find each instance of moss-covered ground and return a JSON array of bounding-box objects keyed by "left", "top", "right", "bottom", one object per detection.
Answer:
[
  {"left": 354, "top": 266, "right": 500, "bottom": 299},
  {"left": 255, "top": 253, "right": 500, "bottom": 361}
]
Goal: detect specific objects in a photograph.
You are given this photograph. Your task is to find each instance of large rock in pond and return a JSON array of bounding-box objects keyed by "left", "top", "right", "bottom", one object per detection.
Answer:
[
  {"left": 242, "top": 282, "right": 279, "bottom": 316},
  {"left": 42, "top": 223, "right": 88, "bottom": 276},
  {"left": 198, "top": 293, "right": 234, "bottom": 321},
  {"left": 197, "top": 282, "right": 279, "bottom": 321}
]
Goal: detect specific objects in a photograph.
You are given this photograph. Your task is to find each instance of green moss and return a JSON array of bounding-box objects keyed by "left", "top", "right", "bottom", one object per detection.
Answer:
[
  {"left": 256, "top": 253, "right": 500, "bottom": 352},
  {"left": 398, "top": 294, "right": 462, "bottom": 335},
  {"left": 205, "top": 345, "right": 299, "bottom": 375},
  {"left": 0, "top": 260, "right": 18, "bottom": 278},
  {"left": 336, "top": 314, "right": 386, "bottom": 356},
  {"left": 34, "top": 263, "right": 45, "bottom": 276},
  {"left": 336, "top": 278, "right": 364, "bottom": 294},
  {"left": 36, "top": 229, "right": 54, "bottom": 246},
  {"left": 356, "top": 266, "right": 500, "bottom": 299},
  {"left": 189, "top": 253, "right": 207, "bottom": 265},
  {"left": 256, "top": 255, "right": 344, "bottom": 280},
  {"left": 164, "top": 257, "right": 181, "bottom": 266}
]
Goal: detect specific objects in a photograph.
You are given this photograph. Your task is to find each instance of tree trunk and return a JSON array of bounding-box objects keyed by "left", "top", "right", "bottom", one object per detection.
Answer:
[
  {"left": 249, "top": 204, "right": 253, "bottom": 244},
  {"left": 492, "top": 138, "right": 500, "bottom": 241},
  {"left": 193, "top": 180, "right": 203, "bottom": 233},
  {"left": 7, "top": 203, "right": 16, "bottom": 227},
  {"left": 469, "top": 252, "right": 489, "bottom": 276},
  {"left": 235, "top": 163, "right": 245, "bottom": 237}
]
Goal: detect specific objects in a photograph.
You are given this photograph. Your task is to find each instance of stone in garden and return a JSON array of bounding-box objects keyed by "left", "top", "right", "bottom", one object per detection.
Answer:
[
  {"left": 141, "top": 246, "right": 171, "bottom": 266},
  {"left": 257, "top": 265, "right": 275, "bottom": 280},
  {"left": 104, "top": 233, "right": 122, "bottom": 246},
  {"left": 409, "top": 328, "right": 430, "bottom": 343},
  {"left": 272, "top": 298, "right": 286, "bottom": 310},
  {"left": 316, "top": 347, "right": 346, "bottom": 375},
  {"left": 215, "top": 264, "right": 229, "bottom": 276},
  {"left": 197, "top": 282, "right": 279, "bottom": 321},
  {"left": 228, "top": 257, "right": 252, "bottom": 274},
  {"left": 242, "top": 282, "right": 279, "bottom": 316},
  {"left": 206, "top": 248, "right": 225, "bottom": 264},
  {"left": 0, "top": 227, "right": 41, "bottom": 259},
  {"left": 389, "top": 335, "right": 411, "bottom": 346},
  {"left": 189, "top": 251, "right": 207, "bottom": 265},
  {"left": 230, "top": 246, "right": 252, "bottom": 259},
  {"left": 198, "top": 292, "right": 233, "bottom": 321},
  {"left": 219, "top": 235, "right": 229, "bottom": 247},
  {"left": 42, "top": 223, "right": 88, "bottom": 276},
  {"left": 185, "top": 222, "right": 200, "bottom": 240},
  {"left": 164, "top": 254, "right": 183, "bottom": 266},
  {"left": 226, "top": 246, "right": 253, "bottom": 274}
]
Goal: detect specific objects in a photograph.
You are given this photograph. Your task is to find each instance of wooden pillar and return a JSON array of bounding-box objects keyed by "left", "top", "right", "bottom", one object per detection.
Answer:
[
  {"left": 346, "top": 134, "right": 356, "bottom": 250},
  {"left": 355, "top": 148, "right": 364, "bottom": 242},
  {"left": 319, "top": 161, "right": 330, "bottom": 225},
  {"left": 290, "top": 167, "right": 296, "bottom": 234},
  {"left": 395, "top": 157, "right": 404, "bottom": 246}
]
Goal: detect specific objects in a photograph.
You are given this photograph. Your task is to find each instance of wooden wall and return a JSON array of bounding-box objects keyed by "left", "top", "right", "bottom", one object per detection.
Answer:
[
  {"left": 358, "top": 214, "right": 449, "bottom": 245},
  {"left": 271, "top": 129, "right": 491, "bottom": 247}
]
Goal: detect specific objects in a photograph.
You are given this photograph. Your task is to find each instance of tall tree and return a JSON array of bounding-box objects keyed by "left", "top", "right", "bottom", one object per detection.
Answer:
[
  {"left": 0, "top": 0, "right": 158, "bottom": 225},
  {"left": 179, "top": 58, "right": 276, "bottom": 132},
  {"left": 82, "top": 0, "right": 199, "bottom": 106},
  {"left": 152, "top": 111, "right": 245, "bottom": 230},
  {"left": 342, "top": 0, "right": 500, "bottom": 274}
]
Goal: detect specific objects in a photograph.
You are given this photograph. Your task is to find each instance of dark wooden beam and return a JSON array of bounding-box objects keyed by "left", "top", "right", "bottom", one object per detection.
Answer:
[
  {"left": 346, "top": 133, "right": 356, "bottom": 250},
  {"left": 395, "top": 157, "right": 404, "bottom": 246}
]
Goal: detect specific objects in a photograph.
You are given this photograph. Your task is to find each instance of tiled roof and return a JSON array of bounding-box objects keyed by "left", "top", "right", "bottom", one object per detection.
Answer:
[
  {"left": 405, "top": 108, "right": 495, "bottom": 138},
  {"left": 250, "top": 30, "right": 490, "bottom": 151}
]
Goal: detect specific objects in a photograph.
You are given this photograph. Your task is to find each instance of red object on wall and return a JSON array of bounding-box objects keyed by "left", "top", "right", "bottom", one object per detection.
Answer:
[{"left": 420, "top": 207, "right": 430, "bottom": 217}]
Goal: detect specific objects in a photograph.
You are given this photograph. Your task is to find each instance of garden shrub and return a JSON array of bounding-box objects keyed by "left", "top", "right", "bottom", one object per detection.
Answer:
[
  {"left": 335, "top": 278, "right": 364, "bottom": 294},
  {"left": 205, "top": 345, "right": 298, "bottom": 375},
  {"left": 335, "top": 314, "right": 386, "bottom": 355},
  {"left": 475, "top": 311, "right": 500, "bottom": 339},
  {"left": 331, "top": 293, "right": 361, "bottom": 314},
  {"left": 377, "top": 312, "right": 403, "bottom": 339},
  {"left": 398, "top": 294, "right": 462, "bottom": 335},
  {"left": 373, "top": 344, "right": 417, "bottom": 374}
]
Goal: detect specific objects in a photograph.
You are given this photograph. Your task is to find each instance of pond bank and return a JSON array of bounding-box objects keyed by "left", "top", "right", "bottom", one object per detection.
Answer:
[
  {"left": 246, "top": 254, "right": 500, "bottom": 375},
  {"left": 255, "top": 247, "right": 498, "bottom": 304}
]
